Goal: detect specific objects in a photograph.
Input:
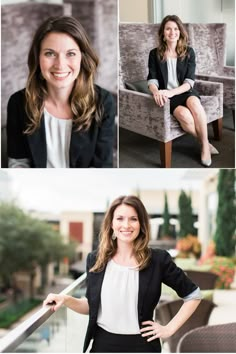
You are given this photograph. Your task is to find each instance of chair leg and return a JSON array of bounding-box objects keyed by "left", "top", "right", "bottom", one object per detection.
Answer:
[
  {"left": 212, "top": 118, "right": 223, "bottom": 140},
  {"left": 160, "top": 141, "right": 172, "bottom": 168}
]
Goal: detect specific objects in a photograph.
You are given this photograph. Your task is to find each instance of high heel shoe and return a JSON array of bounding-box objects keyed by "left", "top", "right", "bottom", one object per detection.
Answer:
[
  {"left": 209, "top": 144, "right": 219, "bottom": 155},
  {"left": 201, "top": 158, "right": 212, "bottom": 167}
]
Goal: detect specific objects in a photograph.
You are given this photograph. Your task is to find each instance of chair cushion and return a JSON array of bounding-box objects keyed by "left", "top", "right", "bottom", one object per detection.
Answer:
[{"left": 125, "top": 80, "right": 150, "bottom": 94}]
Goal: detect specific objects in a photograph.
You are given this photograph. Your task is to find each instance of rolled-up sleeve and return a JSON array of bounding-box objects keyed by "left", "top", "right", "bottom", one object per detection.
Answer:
[{"left": 183, "top": 287, "right": 202, "bottom": 302}]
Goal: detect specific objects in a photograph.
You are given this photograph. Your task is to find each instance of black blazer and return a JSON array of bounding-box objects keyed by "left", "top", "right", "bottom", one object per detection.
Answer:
[
  {"left": 83, "top": 248, "right": 198, "bottom": 352},
  {"left": 6, "top": 85, "right": 115, "bottom": 168},
  {"left": 147, "top": 46, "right": 197, "bottom": 91}
]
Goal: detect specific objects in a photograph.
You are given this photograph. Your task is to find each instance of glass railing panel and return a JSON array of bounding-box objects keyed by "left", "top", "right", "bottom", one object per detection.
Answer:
[
  {"left": 14, "top": 306, "right": 67, "bottom": 353},
  {"left": 0, "top": 274, "right": 87, "bottom": 353}
]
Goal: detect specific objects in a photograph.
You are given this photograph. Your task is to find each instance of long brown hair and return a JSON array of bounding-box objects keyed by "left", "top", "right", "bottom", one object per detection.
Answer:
[
  {"left": 25, "top": 16, "right": 100, "bottom": 134},
  {"left": 157, "top": 15, "right": 188, "bottom": 61},
  {"left": 90, "top": 195, "right": 151, "bottom": 273}
]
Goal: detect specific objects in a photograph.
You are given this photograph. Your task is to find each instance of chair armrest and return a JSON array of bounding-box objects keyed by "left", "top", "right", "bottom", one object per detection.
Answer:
[
  {"left": 194, "top": 80, "right": 223, "bottom": 97},
  {"left": 119, "top": 88, "right": 185, "bottom": 142},
  {"left": 223, "top": 66, "right": 235, "bottom": 76},
  {"left": 196, "top": 73, "right": 234, "bottom": 83}
]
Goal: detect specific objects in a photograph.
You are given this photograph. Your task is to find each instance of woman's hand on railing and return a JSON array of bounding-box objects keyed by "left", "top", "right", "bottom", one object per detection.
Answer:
[{"left": 43, "top": 293, "right": 65, "bottom": 312}]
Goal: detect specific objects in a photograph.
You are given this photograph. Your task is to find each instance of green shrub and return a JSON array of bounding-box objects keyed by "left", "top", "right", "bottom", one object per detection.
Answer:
[{"left": 0, "top": 299, "right": 41, "bottom": 328}]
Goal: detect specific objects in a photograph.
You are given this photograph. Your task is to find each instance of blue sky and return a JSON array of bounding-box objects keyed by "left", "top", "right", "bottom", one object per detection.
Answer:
[{"left": 5, "top": 169, "right": 217, "bottom": 213}]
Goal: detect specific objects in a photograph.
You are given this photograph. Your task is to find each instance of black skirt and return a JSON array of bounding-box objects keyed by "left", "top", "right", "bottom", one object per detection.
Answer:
[
  {"left": 90, "top": 326, "right": 162, "bottom": 353},
  {"left": 170, "top": 89, "right": 200, "bottom": 114}
]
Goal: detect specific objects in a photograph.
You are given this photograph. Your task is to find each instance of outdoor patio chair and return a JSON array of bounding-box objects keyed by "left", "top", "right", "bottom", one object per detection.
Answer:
[
  {"left": 185, "top": 270, "right": 218, "bottom": 290},
  {"left": 119, "top": 23, "right": 223, "bottom": 167},
  {"left": 176, "top": 322, "right": 236, "bottom": 352},
  {"left": 188, "top": 23, "right": 235, "bottom": 125},
  {"left": 155, "top": 299, "right": 216, "bottom": 352}
]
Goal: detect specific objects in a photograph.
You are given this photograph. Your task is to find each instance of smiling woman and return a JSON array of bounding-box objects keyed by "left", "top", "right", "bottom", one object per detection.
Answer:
[
  {"left": 43, "top": 195, "right": 202, "bottom": 353},
  {"left": 6, "top": 16, "right": 115, "bottom": 168}
]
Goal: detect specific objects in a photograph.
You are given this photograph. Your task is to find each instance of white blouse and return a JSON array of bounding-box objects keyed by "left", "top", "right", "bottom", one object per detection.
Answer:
[
  {"left": 167, "top": 58, "right": 179, "bottom": 89},
  {"left": 97, "top": 259, "right": 140, "bottom": 334},
  {"left": 44, "top": 109, "right": 72, "bottom": 168}
]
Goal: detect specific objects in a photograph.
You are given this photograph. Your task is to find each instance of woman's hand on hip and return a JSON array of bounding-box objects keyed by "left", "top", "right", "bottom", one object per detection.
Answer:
[
  {"left": 140, "top": 320, "right": 171, "bottom": 342},
  {"left": 43, "top": 293, "right": 65, "bottom": 312}
]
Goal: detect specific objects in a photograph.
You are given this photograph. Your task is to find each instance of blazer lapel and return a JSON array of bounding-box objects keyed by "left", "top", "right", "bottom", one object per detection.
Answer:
[
  {"left": 27, "top": 116, "right": 47, "bottom": 167},
  {"left": 177, "top": 58, "right": 185, "bottom": 84},
  {"left": 158, "top": 60, "right": 168, "bottom": 89},
  {"left": 138, "top": 258, "right": 154, "bottom": 320},
  {"left": 89, "top": 266, "right": 107, "bottom": 319}
]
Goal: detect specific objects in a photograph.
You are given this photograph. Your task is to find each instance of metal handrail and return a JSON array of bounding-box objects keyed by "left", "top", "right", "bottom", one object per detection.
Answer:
[{"left": 0, "top": 272, "right": 87, "bottom": 353}]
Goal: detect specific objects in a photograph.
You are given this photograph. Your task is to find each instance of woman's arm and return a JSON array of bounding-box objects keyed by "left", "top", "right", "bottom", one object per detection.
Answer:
[
  {"left": 43, "top": 293, "right": 89, "bottom": 315},
  {"left": 141, "top": 299, "right": 201, "bottom": 341},
  {"left": 161, "top": 81, "right": 191, "bottom": 98}
]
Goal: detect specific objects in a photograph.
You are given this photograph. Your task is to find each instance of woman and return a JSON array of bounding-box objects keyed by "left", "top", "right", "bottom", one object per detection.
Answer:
[
  {"left": 7, "top": 16, "right": 115, "bottom": 168},
  {"left": 147, "top": 15, "right": 219, "bottom": 167},
  {"left": 44, "top": 195, "right": 201, "bottom": 353}
]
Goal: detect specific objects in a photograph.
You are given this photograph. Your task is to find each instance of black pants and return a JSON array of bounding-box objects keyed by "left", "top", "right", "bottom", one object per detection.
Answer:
[{"left": 90, "top": 326, "right": 161, "bottom": 353}]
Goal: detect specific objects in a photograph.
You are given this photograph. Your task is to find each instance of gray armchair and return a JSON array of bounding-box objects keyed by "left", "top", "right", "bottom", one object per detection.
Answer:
[
  {"left": 119, "top": 23, "right": 223, "bottom": 168},
  {"left": 188, "top": 24, "right": 235, "bottom": 122}
]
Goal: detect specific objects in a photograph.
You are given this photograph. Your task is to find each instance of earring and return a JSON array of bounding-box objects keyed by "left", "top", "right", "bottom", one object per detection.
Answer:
[{"left": 111, "top": 233, "right": 117, "bottom": 240}]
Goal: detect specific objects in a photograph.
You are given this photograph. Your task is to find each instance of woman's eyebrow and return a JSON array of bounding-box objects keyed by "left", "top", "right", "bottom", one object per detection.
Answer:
[{"left": 41, "top": 48, "right": 79, "bottom": 51}]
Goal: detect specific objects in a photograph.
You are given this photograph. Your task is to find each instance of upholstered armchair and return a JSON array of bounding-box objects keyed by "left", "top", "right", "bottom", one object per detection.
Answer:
[
  {"left": 188, "top": 24, "right": 235, "bottom": 121},
  {"left": 119, "top": 23, "right": 223, "bottom": 168}
]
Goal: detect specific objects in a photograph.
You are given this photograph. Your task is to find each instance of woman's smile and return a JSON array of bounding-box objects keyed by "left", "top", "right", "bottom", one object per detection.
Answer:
[{"left": 51, "top": 72, "right": 71, "bottom": 80}]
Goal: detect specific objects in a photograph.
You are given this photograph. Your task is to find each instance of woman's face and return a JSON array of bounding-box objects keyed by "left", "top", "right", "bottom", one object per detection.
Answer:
[
  {"left": 163, "top": 21, "right": 180, "bottom": 44},
  {"left": 39, "top": 32, "right": 81, "bottom": 91},
  {"left": 112, "top": 204, "right": 141, "bottom": 245}
]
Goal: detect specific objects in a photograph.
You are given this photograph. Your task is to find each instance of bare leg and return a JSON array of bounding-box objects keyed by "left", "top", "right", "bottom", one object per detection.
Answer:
[
  {"left": 173, "top": 105, "right": 198, "bottom": 137},
  {"left": 186, "top": 96, "right": 210, "bottom": 163}
]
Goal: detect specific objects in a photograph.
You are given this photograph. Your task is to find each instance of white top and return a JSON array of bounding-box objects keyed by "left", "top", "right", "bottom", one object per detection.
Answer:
[
  {"left": 97, "top": 259, "right": 140, "bottom": 334},
  {"left": 44, "top": 108, "right": 72, "bottom": 168},
  {"left": 167, "top": 58, "right": 179, "bottom": 89}
]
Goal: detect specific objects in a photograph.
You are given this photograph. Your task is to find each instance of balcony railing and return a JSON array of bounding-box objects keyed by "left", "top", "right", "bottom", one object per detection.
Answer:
[{"left": 0, "top": 273, "right": 87, "bottom": 353}]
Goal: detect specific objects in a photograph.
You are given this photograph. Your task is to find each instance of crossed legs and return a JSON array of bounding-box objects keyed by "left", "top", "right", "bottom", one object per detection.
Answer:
[{"left": 173, "top": 96, "right": 211, "bottom": 164}]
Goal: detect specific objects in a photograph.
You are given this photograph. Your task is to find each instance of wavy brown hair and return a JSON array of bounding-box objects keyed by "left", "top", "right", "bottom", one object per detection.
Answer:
[
  {"left": 25, "top": 16, "right": 100, "bottom": 134},
  {"left": 157, "top": 15, "right": 188, "bottom": 61},
  {"left": 90, "top": 195, "right": 151, "bottom": 273}
]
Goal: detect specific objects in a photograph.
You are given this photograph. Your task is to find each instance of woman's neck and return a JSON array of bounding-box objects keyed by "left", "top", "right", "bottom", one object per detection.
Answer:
[
  {"left": 166, "top": 43, "right": 177, "bottom": 57},
  {"left": 113, "top": 242, "right": 137, "bottom": 267},
  {"left": 45, "top": 86, "right": 73, "bottom": 119}
]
